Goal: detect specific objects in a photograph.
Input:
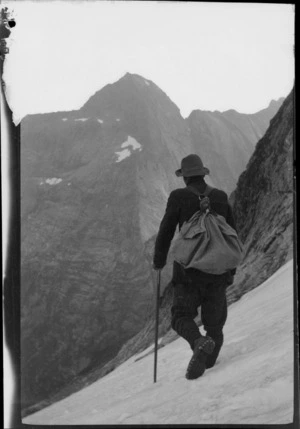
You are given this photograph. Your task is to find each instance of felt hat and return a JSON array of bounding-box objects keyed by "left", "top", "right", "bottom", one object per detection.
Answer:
[{"left": 175, "top": 154, "right": 210, "bottom": 177}]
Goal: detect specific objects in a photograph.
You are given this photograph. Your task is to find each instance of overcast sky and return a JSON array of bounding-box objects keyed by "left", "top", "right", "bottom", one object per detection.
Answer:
[{"left": 3, "top": 1, "right": 295, "bottom": 124}]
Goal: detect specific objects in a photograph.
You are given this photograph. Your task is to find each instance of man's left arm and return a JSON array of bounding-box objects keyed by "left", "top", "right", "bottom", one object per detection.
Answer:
[
  {"left": 226, "top": 202, "right": 237, "bottom": 232},
  {"left": 153, "top": 191, "right": 180, "bottom": 270},
  {"left": 226, "top": 199, "right": 237, "bottom": 280}
]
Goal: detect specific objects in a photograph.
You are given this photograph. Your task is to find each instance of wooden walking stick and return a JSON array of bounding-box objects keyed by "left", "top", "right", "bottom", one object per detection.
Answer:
[{"left": 154, "top": 269, "right": 161, "bottom": 383}]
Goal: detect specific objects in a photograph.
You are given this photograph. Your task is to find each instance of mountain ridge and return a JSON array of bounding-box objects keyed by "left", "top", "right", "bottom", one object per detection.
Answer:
[
  {"left": 186, "top": 96, "right": 284, "bottom": 192},
  {"left": 21, "top": 72, "right": 285, "bottom": 123}
]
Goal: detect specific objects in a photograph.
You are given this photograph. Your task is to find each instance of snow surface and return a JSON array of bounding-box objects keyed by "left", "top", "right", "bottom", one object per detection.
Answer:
[
  {"left": 74, "top": 118, "right": 88, "bottom": 122},
  {"left": 23, "top": 260, "right": 294, "bottom": 425},
  {"left": 97, "top": 119, "right": 104, "bottom": 124},
  {"left": 115, "top": 136, "right": 143, "bottom": 162},
  {"left": 62, "top": 118, "right": 68, "bottom": 121}
]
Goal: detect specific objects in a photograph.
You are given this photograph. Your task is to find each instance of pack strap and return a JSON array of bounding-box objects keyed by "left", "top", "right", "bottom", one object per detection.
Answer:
[{"left": 187, "top": 184, "right": 214, "bottom": 199}]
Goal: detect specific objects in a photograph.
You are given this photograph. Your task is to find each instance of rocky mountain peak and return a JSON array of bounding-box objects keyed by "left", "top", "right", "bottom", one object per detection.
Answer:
[
  {"left": 268, "top": 97, "right": 285, "bottom": 108},
  {"left": 81, "top": 72, "right": 181, "bottom": 119}
]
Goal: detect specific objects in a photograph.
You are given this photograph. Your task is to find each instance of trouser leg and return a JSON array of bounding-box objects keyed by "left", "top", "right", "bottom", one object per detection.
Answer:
[
  {"left": 171, "top": 283, "right": 201, "bottom": 350},
  {"left": 201, "top": 279, "right": 228, "bottom": 366}
]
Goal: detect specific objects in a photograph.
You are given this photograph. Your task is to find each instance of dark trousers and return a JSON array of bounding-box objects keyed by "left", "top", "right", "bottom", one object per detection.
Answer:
[{"left": 171, "top": 262, "right": 228, "bottom": 350}]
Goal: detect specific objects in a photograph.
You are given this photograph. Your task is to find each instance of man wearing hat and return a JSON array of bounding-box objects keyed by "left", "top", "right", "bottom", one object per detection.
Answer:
[{"left": 153, "top": 154, "right": 236, "bottom": 380}]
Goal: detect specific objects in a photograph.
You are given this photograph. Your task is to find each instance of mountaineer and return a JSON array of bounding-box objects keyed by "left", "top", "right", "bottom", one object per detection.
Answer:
[{"left": 153, "top": 154, "right": 240, "bottom": 380}]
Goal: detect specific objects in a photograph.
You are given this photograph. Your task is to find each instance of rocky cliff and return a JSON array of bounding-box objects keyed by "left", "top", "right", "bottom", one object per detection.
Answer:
[
  {"left": 230, "top": 88, "right": 294, "bottom": 296},
  {"left": 186, "top": 98, "right": 284, "bottom": 193}
]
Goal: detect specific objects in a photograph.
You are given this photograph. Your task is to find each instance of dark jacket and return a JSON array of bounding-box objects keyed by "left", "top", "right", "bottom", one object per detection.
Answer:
[{"left": 153, "top": 178, "right": 236, "bottom": 274}]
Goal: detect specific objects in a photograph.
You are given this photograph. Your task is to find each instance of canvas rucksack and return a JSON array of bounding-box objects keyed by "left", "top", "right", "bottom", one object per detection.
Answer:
[{"left": 172, "top": 185, "right": 244, "bottom": 275}]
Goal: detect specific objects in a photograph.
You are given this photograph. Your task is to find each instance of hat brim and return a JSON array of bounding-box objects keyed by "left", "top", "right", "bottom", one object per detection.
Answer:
[{"left": 175, "top": 167, "right": 210, "bottom": 177}]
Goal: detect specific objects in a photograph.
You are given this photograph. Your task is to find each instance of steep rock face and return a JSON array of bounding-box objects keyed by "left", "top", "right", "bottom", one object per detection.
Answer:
[
  {"left": 231, "top": 88, "right": 294, "bottom": 296},
  {"left": 186, "top": 99, "right": 284, "bottom": 193},
  {"left": 21, "top": 73, "right": 193, "bottom": 409}
]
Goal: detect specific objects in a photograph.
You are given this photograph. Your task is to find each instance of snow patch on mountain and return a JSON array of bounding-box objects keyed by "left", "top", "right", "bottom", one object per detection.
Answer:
[
  {"left": 115, "top": 149, "right": 131, "bottom": 163},
  {"left": 62, "top": 118, "right": 68, "bottom": 121},
  {"left": 74, "top": 118, "right": 88, "bottom": 122},
  {"left": 121, "top": 136, "right": 142, "bottom": 151},
  {"left": 144, "top": 80, "right": 150, "bottom": 86},
  {"left": 23, "top": 260, "right": 294, "bottom": 425},
  {"left": 97, "top": 119, "right": 104, "bottom": 124},
  {"left": 115, "top": 136, "right": 143, "bottom": 162},
  {"left": 39, "top": 178, "right": 63, "bottom": 185}
]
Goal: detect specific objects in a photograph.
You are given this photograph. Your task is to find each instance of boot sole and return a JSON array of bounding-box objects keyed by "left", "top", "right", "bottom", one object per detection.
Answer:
[{"left": 185, "top": 338, "right": 215, "bottom": 380}]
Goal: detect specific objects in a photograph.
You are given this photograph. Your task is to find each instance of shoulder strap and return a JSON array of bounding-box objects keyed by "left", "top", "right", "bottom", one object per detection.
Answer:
[{"left": 187, "top": 184, "right": 214, "bottom": 198}]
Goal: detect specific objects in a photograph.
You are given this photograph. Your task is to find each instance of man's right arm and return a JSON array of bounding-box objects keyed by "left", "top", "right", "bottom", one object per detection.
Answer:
[{"left": 153, "top": 191, "right": 180, "bottom": 270}]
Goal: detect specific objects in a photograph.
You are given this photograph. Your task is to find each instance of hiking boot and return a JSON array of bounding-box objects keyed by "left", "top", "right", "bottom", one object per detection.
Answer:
[
  {"left": 185, "top": 336, "right": 215, "bottom": 380},
  {"left": 205, "top": 354, "right": 218, "bottom": 369},
  {"left": 205, "top": 347, "right": 220, "bottom": 369},
  {"left": 205, "top": 336, "right": 223, "bottom": 369}
]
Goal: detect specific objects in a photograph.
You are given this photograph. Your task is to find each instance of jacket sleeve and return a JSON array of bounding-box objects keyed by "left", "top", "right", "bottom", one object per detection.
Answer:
[
  {"left": 226, "top": 202, "right": 237, "bottom": 232},
  {"left": 153, "top": 191, "right": 180, "bottom": 269}
]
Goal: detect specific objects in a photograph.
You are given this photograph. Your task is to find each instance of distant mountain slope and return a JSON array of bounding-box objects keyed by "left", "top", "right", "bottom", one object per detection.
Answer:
[
  {"left": 186, "top": 98, "right": 284, "bottom": 193},
  {"left": 23, "top": 260, "right": 294, "bottom": 425}
]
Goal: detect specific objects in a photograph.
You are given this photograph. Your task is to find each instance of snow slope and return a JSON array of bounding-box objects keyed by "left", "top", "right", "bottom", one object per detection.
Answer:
[{"left": 23, "top": 260, "right": 294, "bottom": 425}]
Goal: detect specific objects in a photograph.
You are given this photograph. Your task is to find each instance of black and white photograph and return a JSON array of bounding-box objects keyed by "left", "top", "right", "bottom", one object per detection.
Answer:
[{"left": 1, "top": 1, "right": 296, "bottom": 426}]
